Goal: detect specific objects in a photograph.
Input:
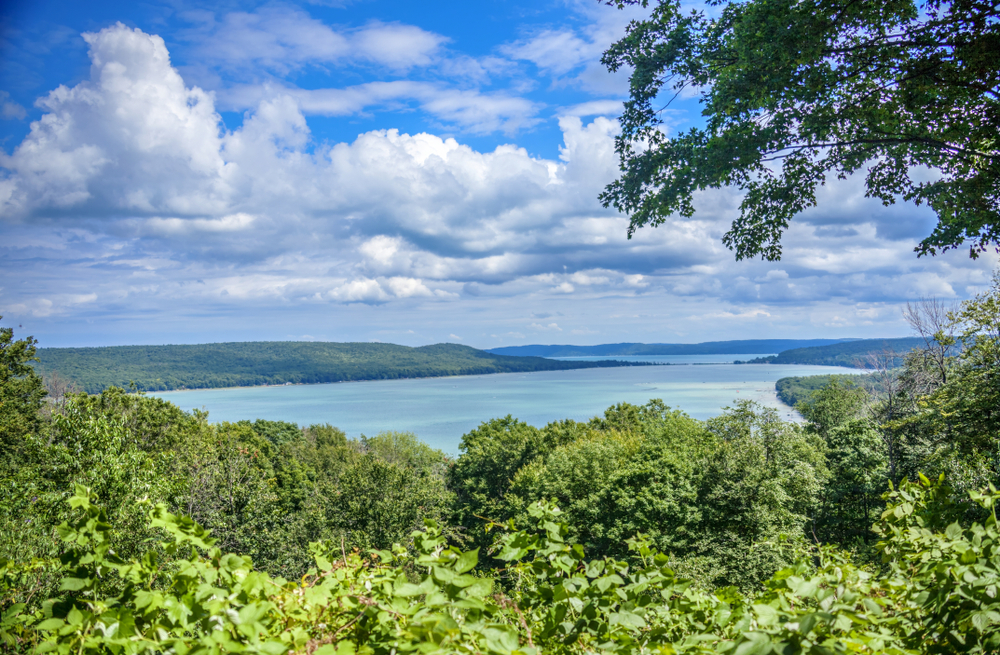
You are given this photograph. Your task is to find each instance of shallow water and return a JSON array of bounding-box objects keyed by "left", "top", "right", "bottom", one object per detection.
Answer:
[{"left": 154, "top": 359, "right": 861, "bottom": 454}]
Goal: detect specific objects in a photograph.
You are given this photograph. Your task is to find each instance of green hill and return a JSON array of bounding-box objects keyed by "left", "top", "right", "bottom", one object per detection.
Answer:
[
  {"left": 741, "top": 337, "right": 924, "bottom": 368},
  {"left": 34, "top": 341, "right": 648, "bottom": 394},
  {"left": 487, "top": 338, "right": 852, "bottom": 357}
]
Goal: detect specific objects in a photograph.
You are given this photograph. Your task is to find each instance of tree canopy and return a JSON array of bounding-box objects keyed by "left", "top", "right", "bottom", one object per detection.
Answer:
[{"left": 600, "top": 0, "right": 1000, "bottom": 260}]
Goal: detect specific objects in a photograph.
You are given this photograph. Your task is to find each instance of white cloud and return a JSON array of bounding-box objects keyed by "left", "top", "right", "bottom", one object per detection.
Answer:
[
  {"left": 1, "top": 23, "right": 231, "bottom": 220},
  {"left": 0, "top": 22, "right": 996, "bottom": 345},
  {"left": 185, "top": 7, "right": 446, "bottom": 73},
  {"left": 220, "top": 80, "right": 540, "bottom": 135},
  {"left": 502, "top": 30, "right": 593, "bottom": 76},
  {"left": 0, "top": 92, "right": 27, "bottom": 120},
  {"left": 559, "top": 99, "right": 623, "bottom": 118},
  {"left": 143, "top": 213, "right": 256, "bottom": 235}
]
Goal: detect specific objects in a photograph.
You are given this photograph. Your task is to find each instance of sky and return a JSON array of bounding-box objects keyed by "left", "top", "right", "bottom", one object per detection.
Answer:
[{"left": 0, "top": 0, "right": 996, "bottom": 349}]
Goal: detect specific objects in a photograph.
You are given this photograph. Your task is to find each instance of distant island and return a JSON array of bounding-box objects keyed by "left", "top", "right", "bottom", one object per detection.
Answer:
[
  {"left": 736, "top": 337, "right": 924, "bottom": 368},
  {"left": 34, "top": 342, "right": 650, "bottom": 394},
  {"left": 486, "top": 338, "right": 857, "bottom": 358}
]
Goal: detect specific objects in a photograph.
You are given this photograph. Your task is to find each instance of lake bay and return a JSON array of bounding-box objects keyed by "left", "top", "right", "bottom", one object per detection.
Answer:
[{"left": 154, "top": 356, "right": 861, "bottom": 454}]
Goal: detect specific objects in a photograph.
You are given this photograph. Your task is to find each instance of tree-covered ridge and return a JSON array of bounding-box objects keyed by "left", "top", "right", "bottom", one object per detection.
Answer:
[
  {"left": 487, "top": 338, "right": 851, "bottom": 358},
  {"left": 741, "top": 337, "right": 925, "bottom": 368},
  {"left": 33, "top": 342, "right": 648, "bottom": 394}
]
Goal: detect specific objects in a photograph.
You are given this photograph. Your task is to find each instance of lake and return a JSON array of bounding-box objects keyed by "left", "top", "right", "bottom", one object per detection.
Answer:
[{"left": 154, "top": 355, "right": 862, "bottom": 454}]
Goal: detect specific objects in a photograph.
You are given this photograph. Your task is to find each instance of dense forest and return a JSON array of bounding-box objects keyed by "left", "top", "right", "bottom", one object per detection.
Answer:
[
  {"left": 775, "top": 374, "right": 866, "bottom": 407},
  {"left": 487, "top": 338, "right": 850, "bottom": 358},
  {"left": 2, "top": 273, "right": 999, "bottom": 653},
  {"left": 739, "top": 337, "right": 925, "bottom": 367},
  {"left": 33, "top": 342, "right": 647, "bottom": 394}
]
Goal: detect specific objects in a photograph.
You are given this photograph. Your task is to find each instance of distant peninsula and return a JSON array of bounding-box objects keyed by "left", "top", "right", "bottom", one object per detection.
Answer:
[
  {"left": 737, "top": 337, "right": 924, "bottom": 368},
  {"left": 486, "top": 338, "right": 856, "bottom": 358},
  {"left": 34, "top": 342, "right": 650, "bottom": 394}
]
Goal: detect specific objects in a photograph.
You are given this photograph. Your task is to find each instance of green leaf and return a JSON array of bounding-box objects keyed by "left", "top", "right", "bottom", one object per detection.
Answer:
[
  {"left": 36, "top": 618, "right": 65, "bottom": 631},
  {"left": 753, "top": 604, "right": 779, "bottom": 627},
  {"left": 59, "top": 577, "right": 89, "bottom": 591},
  {"left": 454, "top": 549, "right": 478, "bottom": 574},
  {"left": 734, "top": 632, "right": 773, "bottom": 655},
  {"left": 610, "top": 611, "right": 646, "bottom": 629}
]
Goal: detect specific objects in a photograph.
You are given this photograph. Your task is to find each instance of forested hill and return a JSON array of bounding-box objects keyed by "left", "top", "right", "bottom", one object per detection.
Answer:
[
  {"left": 487, "top": 338, "right": 853, "bottom": 358},
  {"left": 744, "top": 337, "right": 925, "bottom": 368},
  {"left": 34, "top": 342, "right": 647, "bottom": 393}
]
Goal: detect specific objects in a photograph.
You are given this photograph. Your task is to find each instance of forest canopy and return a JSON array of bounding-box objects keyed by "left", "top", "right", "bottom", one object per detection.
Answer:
[
  {"left": 2, "top": 272, "right": 1000, "bottom": 652},
  {"left": 600, "top": 0, "right": 1000, "bottom": 260}
]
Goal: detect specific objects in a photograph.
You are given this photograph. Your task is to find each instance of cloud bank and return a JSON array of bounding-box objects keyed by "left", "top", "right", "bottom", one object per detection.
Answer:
[{"left": 0, "top": 22, "right": 995, "bottom": 346}]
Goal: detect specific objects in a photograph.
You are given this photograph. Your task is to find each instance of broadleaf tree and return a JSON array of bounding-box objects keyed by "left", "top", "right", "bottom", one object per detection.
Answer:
[{"left": 600, "top": 0, "right": 1000, "bottom": 260}]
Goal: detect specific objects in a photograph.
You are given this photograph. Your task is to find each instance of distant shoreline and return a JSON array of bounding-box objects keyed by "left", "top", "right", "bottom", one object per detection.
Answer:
[
  {"left": 150, "top": 369, "right": 562, "bottom": 394},
  {"left": 149, "top": 360, "right": 853, "bottom": 396}
]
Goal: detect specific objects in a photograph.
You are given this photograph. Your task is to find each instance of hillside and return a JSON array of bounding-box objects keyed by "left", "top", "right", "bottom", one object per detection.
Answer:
[
  {"left": 487, "top": 338, "right": 854, "bottom": 358},
  {"left": 34, "top": 342, "right": 647, "bottom": 394},
  {"left": 741, "top": 337, "right": 924, "bottom": 368}
]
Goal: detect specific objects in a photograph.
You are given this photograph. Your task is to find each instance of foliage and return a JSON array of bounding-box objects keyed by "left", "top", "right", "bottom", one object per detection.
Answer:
[
  {"left": 0, "top": 316, "right": 47, "bottom": 473},
  {"left": 892, "top": 271, "right": 1000, "bottom": 504},
  {"left": 447, "top": 416, "right": 571, "bottom": 557},
  {"left": 4, "top": 289, "right": 1000, "bottom": 653},
  {"left": 600, "top": 0, "right": 1000, "bottom": 260},
  {"left": 796, "top": 378, "right": 868, "bottom": 441},
  {"left": 335, "top": 432, "right": 454, "bottom": 552},
  {"left": 506, "top": 402, "right": 710, "bottom": 561},
  {"left": 33, "top": 342, "right": 648, "bottom": 393},
  {"left": 698, "top": 401, "right": 829, "bottom": 589},
  {"left": 814, "top": 419, "right": 889, "bottom": 547},
  {"left": 5, "top": 474, "right": 1000, "bottom": 654}
]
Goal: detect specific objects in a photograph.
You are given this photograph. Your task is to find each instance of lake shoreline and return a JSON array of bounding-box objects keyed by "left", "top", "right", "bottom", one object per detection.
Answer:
[
  {"left": 149, "top": 360, "right": 827, "bottom": 395},
  {"left": 151, "top": 363, "right": 863, "bottom": 452},
  {"left": 151, "top": 363, "right": 669, "bottom": 395}
]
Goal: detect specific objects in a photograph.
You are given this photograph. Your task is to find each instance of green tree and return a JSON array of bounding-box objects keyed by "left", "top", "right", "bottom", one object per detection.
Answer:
[
  {"left": 897, "top": 272, "right": 1000, "bottom": 504},
  {"left": 698, "top": 401, "right": 829, "bottom": 588},
  {"left": 507, "top": 404, "right": 712, "bottom": 565},
  {"left": 814, "top": 419, "right": 888, "bottom": 546},
  {"left": 797, "top": 376, "right": 868, "bottom": 441},
  {"left": 0, "top": 318, "right": 46, "bottom": 472},
  {"left": 335, "top": 446, "right": 453, "bottom": 552},
  {"left": 447, "top": 416, "right": 548, "bottom": 542},
  {"left": 600, "top": 0, "right": 1000, "bottom": 260}
]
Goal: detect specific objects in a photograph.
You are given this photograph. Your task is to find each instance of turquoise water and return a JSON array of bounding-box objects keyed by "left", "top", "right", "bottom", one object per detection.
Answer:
[{"left": 154, "top": 361, "right": 862, "bottom": 454}]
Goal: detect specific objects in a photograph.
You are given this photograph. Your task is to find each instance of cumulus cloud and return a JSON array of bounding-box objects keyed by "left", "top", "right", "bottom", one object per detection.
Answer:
[{"left": 0, "top": 22, "right": 996, "bottom": 342}]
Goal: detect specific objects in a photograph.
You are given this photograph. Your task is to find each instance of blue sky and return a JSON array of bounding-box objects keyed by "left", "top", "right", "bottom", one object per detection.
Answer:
[{"left": 1, "top": 0, "right": 996, "bottom": 349}]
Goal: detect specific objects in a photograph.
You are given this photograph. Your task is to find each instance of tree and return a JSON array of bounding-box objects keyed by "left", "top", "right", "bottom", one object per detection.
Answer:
[
  {"left": 0, "top": 317, "right": 46, "bottom": 471},
  {"left": 600, "top": 0, "right": 1000, "bottom": 260},
  {"left": 698, "top": 401, "right": 829, "bottom": 588}
]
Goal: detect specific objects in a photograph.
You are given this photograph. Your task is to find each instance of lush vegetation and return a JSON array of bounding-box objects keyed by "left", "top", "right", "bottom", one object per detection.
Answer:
[
  {"left": 33, "top": 342, "right": 648, "bottom": 394},
  {"left": 2, "top": 272, "right": 1000, "bottom": 653},
  {"left": 488, "top": 339, "right": 849, "bottom": 358},
  {"left": 741, "top": 338, "right": 925, "bottom": 368},
  {"left": 600, "top": 0, "right": 999, "bottom": 260},
  {"left": 775, "top": 375, "right": 866, "bottom": 407}
]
